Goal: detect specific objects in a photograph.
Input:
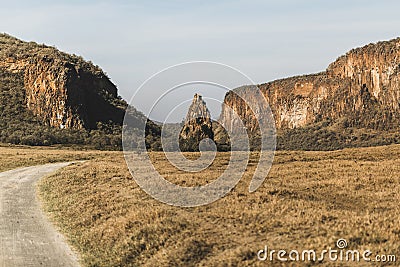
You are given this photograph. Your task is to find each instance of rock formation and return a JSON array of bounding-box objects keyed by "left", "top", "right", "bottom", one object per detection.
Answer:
[
  {"left": 0, "top": 33, "right": 161, "bottom": 149},
  {"left": 0, "top": 33, "right": 125, "bottom": 130},
  {"left": 2, "top": 33, "right": 399, "bottom": 150},
  {"left": 219, "top": 37, "right": 400, "bottom": 149},
  {"left": 179, "top": 94, "right": 214, "bottom": 151}
]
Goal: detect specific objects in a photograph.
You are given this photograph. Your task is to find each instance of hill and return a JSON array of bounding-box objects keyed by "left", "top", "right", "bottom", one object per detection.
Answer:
[{"left": 0, "top": 33, "right": 158, "bottom": 149}]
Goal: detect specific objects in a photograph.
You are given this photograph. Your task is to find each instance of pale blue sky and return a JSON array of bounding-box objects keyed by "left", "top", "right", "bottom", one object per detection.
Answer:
[{"left": 1, "top": 1, "right": 400, "bottom": 121}]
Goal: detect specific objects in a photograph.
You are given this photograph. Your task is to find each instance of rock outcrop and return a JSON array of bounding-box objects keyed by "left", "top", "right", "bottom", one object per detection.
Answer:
[
  {"left": 219, "top": 37, "right": 400, "bottom": 149},
  {"left": 2, "top": 33, "right": 399, "bottom": 150},
  {"left": 0, "top": 33, "right": 125, "bottom": 130},
  {"left": 179, "top": 94, "right": 214, "bottom": 151}
]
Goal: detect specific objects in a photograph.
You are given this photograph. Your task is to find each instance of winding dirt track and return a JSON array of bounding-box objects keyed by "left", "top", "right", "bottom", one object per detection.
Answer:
[{"left": 0, "top": 163, "right": 80, "bottom": 267}]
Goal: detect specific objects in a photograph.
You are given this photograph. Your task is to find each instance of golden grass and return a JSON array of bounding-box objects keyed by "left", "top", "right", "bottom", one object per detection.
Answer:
[
  {"left": 0, "top": 144, "right": 116, "bottom": 172},
  {"left": 35, "top": 145, "right": 400, "bottom": 266}
]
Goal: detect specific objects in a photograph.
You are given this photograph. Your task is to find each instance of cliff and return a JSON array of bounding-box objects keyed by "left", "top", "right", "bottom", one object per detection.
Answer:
[
  {"left": 0, "top": 33, "right": 125, "bottom": 130},
  {"left": 219, "top": 38, "right": 400, "bottom": 150},
  {"left": 0, "top": 34, "right": 158, "bottom": 149},
  {"left": 2, "top": 33, "right": 399, "bottom": 150}
]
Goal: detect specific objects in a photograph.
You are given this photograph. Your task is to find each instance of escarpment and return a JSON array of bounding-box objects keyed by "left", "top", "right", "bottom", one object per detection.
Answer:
[
  {"left": 219, "top": 37, "right": 400, "bottom": 150},
  {"left": 2, "top": 33, "right": 399, "bottom": 150},
  {"left": 0, "top": 33, "right": 158, "bottom": 149},
  {"left": 0, "top": 33, "right": 125, "bottom": 130}
]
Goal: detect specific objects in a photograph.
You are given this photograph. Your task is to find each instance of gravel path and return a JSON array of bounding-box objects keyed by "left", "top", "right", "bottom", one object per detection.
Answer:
[{"left": 0, "top": 163, "right": 80, "bottom": 267}]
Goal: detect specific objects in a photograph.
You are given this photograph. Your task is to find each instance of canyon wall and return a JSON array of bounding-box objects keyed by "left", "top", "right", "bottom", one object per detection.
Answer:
[{"left": 220, "top": 38, "right": 400, "bottom": 135}]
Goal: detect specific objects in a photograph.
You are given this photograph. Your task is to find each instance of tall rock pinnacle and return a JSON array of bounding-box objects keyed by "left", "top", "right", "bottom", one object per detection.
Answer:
[{"left": 179, "top": 94, "right": 214, "bottom": 151}]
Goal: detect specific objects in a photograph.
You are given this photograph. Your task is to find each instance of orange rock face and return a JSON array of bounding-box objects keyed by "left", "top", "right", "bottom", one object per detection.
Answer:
[
  {"left": 0, "top": 34, "right": 125, "bottom": 130},
  {"left": 220, "top": 38, "right": 400, "bottom": 134}
]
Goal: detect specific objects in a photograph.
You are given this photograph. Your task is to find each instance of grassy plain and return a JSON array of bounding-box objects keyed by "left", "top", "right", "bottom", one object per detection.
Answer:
[
  {"left": 0, "top": 144, "right": 113, "bottom": 172},
  {"left": 32, "top": 145, "right": 400, "bottom": 266},
  {"left": 1, "top": 144, "right": 398, "bottom": 266}
]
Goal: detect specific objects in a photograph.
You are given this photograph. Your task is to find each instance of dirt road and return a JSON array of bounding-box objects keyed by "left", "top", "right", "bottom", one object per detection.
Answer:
[{"left": 0, "top": 163, "right": 80, "bottom": 267}]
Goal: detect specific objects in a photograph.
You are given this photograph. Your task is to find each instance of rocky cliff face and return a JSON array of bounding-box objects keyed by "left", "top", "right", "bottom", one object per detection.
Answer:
[
  {"left": 179, "top": 94, "right": 214, "bottom": 151},
  {"left": 0, "top": 34, "right": 125, "bottom": 130},
  {"left": 220, "top": 38, "right": 400, "bottom": 142}
]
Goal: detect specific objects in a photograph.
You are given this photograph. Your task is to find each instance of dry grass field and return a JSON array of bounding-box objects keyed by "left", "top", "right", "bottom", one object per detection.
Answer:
[
  {"left": 0, "top": 144, "right": 112, "bottom": 172},
  {"left": 34, "top": 145, "right": 400, "bottom": 266}
]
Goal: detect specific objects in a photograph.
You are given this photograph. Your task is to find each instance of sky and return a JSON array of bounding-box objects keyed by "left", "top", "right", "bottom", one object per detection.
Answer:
[{"left": 1, "top": 0, "right": 400, "bottom": 122}]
